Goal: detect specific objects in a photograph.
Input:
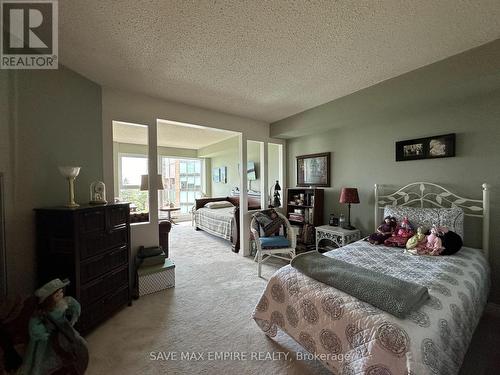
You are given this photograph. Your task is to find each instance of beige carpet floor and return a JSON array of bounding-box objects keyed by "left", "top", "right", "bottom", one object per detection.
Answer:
[
  {"left": 85, "top": 223, "right": 329, "bottom": 375},
  {"left": 85, "top": 223, "right": 499, "bottom": 375}
]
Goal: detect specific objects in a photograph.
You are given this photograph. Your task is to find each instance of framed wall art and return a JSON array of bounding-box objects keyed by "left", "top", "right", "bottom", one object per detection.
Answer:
[
  {"left": 296, "top": 152, "right": 330, "bottom": 187},
  {"left": 212, "top": 168, "right": 220, "bottom": 183},
  {"left": 220, "top": 166, "right": 227, "bottom": 184},
  {"left": 396, "top": 133, "right": 455, "bottom": 162}
]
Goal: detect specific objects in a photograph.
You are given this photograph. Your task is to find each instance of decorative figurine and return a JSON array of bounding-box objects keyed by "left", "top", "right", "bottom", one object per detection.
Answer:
[
  {"left": 406, "top": 226, "right": 427, "bottom": 251},
  {"left": 384, "top": 216, "right": 414, "bottom": 247},
  {"left": 407, "top": 225, "right": 446, "bottom": 256},
  {"left": 22, "top": 279, "right": 88, "bottom": 375},
  {"left": 421, "top": 225, "right": 445, "bottom": 255},
  {"left": 368, "top": 216, "right": 397, "bottom": 245}
]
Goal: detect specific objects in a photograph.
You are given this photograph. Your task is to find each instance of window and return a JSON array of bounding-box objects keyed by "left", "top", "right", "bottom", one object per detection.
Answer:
[
  {"left": 159, "top": 157, "right": 204, "bottom": 217},
  {"left": 118, "top": 154, "right": 149, "bottom": 212},
  {"left": 120, "top": 156, "right": 148, "bottom": 188}
]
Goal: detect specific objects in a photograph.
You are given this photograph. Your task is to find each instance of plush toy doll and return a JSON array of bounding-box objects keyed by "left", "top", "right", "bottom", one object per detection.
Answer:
[
  {"left": 384, "top": 216, "right": 414, "bottom": 247},
  {"left": 406, "top": 226, "right": 427, "bottom": 252},
  {"left": 410, "top": 225, "right": 445, "bottom": 256},
  {"left": 22, "top": 278, "right": 88, "bottom": 375},
  {"left": 368, "top": 216, "right": 397, "bottom": 245},
  {"left": 424, "top": 226, "right": 445, "bottom": 255}
]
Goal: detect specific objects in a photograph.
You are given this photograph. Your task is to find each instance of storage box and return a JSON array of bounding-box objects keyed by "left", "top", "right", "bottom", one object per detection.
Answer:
[{"left": 138, "top": 259, "right": 175, "bottom": 296}]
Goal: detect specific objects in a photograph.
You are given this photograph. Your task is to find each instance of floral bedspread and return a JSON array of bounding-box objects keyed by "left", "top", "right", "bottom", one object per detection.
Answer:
[{"left": 252, "top": 241, "right": 490, "bottom": 375}]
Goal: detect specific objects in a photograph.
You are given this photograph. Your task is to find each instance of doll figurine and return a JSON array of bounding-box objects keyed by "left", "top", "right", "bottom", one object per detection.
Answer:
[
  {"left": 368, "top": 216, "right": 397, "bottom": 245},
  {"left": 22, "top": 278, "right": 88, "bottom": 375},
  {"left": 406, "top": 226, "right": 427, "bottom": 253},
  {"left": 409, "top": 225, "right": 446, "bottom": 256},
  {"left": 384, "top": 216, "right": 414, "bottom": 247},
  {"left": 421, "top": 225, "right": 445, "bottom": 255}
]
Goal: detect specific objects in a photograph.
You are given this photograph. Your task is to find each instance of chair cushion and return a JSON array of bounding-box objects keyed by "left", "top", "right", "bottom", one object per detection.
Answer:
[
  {"left": 259, "top": 236, "right": 290, "bottom": 249},
  {"left": 254, "top": 209, "right": 283, "bottom": 237}
]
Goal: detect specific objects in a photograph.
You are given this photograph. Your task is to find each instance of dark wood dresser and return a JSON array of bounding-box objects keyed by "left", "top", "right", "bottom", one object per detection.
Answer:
[{"left": 34, "top": 203, "right": 131, "bottom": 334}]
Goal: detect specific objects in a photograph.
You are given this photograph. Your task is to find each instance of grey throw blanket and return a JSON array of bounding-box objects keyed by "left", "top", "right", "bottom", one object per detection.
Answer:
[{"left": 290, "top": 252, "right": 429, "bottom": 318}]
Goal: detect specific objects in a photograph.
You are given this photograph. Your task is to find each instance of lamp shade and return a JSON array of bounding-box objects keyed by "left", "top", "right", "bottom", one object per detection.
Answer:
[
  {"left": 140, "top": 174, "right": 164, "bottom": 191},
  {"left": 339, "top": 187, "right": 359, "bottom": 204}
]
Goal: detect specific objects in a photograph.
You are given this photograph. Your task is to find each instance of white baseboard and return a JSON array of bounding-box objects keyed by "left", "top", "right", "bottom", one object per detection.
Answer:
[{"left": 485, "top": 302, "right": 500, "bottom": 317}]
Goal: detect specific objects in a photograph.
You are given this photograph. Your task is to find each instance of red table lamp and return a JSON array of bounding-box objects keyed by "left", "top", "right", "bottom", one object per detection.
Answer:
[{"left": 339, "top": 187, "right": 360, "bottom": 230}]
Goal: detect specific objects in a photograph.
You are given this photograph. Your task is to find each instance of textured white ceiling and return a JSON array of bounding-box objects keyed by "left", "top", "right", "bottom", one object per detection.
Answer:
[
  {"left": 113, "top": 120, "right": 237, "bottom": 149},
  {"left": 60, "top": 1, "right": 500, "bottom": 123}
]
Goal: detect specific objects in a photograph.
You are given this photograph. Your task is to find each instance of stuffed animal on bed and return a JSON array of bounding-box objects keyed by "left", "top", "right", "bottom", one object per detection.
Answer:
[
  {"left": 368, "top": 216, "right": 397, "bottom": 245},
  {"left": 408, "top": 225, "right": 445, "bottom": 256},
  {"left": 406, "top": 226, "right": 426, "bottom": 251},
  {"left": 384, "top": 216, "right": 414, "bottom": 247}
]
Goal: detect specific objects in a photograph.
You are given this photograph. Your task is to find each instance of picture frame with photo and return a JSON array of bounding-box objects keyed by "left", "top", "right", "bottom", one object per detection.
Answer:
[
  {"left": 296, "top": 152, "right": 331, "bottom": 187},
  {"left": 396, "top": 133, "right": 455, "bottom": 161}
]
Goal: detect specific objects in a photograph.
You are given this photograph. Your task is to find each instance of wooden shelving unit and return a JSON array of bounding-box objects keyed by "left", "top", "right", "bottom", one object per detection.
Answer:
[
  {"left": 286, "top": 188, "right": 324, "bottom": 226},
  {"left": 286, "top": 188, "right": 324, "bottom": 252}
]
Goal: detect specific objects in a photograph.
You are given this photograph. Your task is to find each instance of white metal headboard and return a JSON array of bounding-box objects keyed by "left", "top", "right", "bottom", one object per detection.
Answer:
[{"left": 374, "top": 182, "right": 490, "bottom": 259}]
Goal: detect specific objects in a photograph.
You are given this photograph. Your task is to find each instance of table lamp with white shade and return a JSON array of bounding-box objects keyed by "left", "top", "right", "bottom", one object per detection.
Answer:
[
  {"left": 58, "top": 166, "right": 81, "bottom": 208},
  {"left": 140, "top": 174, "right": 164, "bottom": 191}
]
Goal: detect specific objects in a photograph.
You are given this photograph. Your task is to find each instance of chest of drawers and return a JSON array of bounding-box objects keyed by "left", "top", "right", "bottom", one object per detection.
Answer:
[{"left": 35, "top": 203, "right": 131, "bottom": 334}]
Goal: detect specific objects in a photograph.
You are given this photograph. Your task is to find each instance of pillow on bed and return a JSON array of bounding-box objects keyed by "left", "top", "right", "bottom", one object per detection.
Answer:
[
  {"left": 383, "top": 205, "right": 464, "bottom": 239},
  {"left": 204, "top": 201, "right": 234, "bottom": 209}
]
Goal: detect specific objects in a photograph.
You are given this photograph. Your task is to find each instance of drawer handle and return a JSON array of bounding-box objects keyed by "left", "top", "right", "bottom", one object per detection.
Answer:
[{"left": 108, "top": 248, "right": 124, "bottom": 256}]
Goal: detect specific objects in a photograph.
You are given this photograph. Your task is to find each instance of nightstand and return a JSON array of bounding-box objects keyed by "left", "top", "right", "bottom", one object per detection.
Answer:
[{"left": 315, "top": 225, "right": 361, "bottom": 252}]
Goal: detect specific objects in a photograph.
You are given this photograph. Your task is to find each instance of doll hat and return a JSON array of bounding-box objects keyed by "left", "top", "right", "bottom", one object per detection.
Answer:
[{"left": 35, "top": 278, "right": 70, "bottom": 303}]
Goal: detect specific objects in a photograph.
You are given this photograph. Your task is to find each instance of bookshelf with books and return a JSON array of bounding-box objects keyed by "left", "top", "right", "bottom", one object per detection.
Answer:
[{"left": 286, "top": 188, "right": 324, "bottom": 252}]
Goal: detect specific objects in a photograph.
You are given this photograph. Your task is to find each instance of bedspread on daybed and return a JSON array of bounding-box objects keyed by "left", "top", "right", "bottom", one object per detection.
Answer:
[
  {"left": 252, "top": 240, "right": 490, "bottom": 375},
  {"left": 194, "top": 206, "right": 235, "bottom": 241}
]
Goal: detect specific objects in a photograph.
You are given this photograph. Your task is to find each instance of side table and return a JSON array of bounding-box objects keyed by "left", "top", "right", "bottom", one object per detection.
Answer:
[{"left": 315, "top": 225, "right": 361, "bottom": 252}]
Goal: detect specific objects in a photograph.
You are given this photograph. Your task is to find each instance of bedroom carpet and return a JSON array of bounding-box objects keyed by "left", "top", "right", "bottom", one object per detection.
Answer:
[
  {"left": 85, "top": 223, "right": 330, "bottom": 375},
  {"left": 85, "top": 223, "right": 499, "bottom": 375}
]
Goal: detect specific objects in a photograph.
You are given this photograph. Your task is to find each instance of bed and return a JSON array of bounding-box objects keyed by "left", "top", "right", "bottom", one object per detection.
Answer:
[
  {"left": 194, "top": 196, "right": 261, "bottom": 252},
  {"left": 252, "top": 182, "right": 491, "bottom": 375}
]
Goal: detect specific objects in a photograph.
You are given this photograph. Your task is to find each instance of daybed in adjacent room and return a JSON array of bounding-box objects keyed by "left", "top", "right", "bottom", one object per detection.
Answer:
[
  {"left": 252, "top": 182, "right": 491, "bottom": 375},
  {"left": 194, "top": 196, "right": 261, "bottom": 252}
]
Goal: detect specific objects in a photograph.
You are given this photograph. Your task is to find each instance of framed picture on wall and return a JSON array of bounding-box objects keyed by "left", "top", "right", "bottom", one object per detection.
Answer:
[
  {"left": 212, "top": 168, "right": 220, "bottom": 183},
  {"left": 296, "top": 152, "right": 331, "bottom": 187},
  {"left": 220, "top": 166, "right": 227, "bottom": 184},
  {"left": 396, "top": 133, "right": 455, "bottom": 161}
]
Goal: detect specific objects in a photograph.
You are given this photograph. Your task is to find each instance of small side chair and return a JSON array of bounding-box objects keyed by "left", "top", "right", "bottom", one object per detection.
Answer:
[{"left": 250, "top": 211, "right": 297, "bottom": 277}]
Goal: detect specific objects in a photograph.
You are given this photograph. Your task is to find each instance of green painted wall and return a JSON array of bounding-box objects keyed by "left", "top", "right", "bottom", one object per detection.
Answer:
[
  {"left": 268, "top": 143, "right": 281, "bottom": 189},
  {"left": 0, "top": 70, "right": 11, "bottom": 299},
  {"left": 198, "top": 136, "right": 264, "bottom": 197},
  {"left": 276, "top": 41, "right": 500, "bottom": 303},
  {"left": 4, "top": 66, "right": 102, "bottom": 295},
  {"left": 198, "top": 136, "right": 239, "bottom": 197}
]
